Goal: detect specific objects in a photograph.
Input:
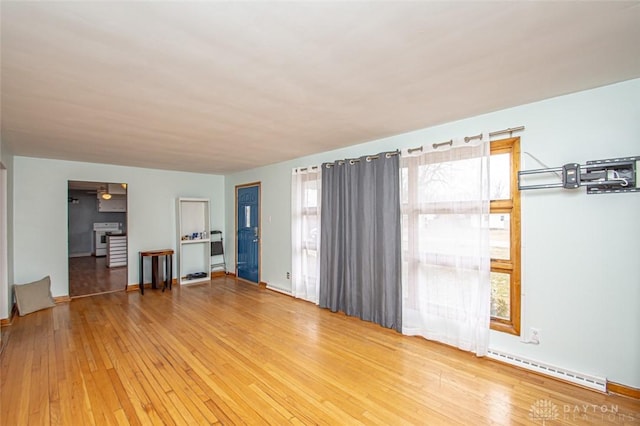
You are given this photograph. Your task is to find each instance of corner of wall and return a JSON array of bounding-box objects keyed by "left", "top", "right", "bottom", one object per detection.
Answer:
[{"left": 0, "top": 141, "right": 15, "bottom": 320}]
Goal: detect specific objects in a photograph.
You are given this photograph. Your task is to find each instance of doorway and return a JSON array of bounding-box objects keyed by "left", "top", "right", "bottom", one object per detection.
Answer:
[
  {"left": 68, "top": 181, "right": 128, "bottom": 297},
  {"left": 236, "top": 183, "right": 260, "bottom": 283}
]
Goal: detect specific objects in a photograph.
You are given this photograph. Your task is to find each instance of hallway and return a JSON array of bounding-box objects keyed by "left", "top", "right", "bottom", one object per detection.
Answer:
[{"left": 69, "top": 256, "right": 127, "bottom": 297}]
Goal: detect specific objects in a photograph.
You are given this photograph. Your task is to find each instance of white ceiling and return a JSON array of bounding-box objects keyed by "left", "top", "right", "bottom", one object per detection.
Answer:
[{"left": 2, "top": 1, "right": 639, "bottom": 174}]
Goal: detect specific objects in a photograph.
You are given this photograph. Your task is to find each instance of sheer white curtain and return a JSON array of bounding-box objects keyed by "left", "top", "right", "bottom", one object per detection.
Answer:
[
  {"left": 400, "top": 136, "right": 490, "bottom": 356},
  {"left": 291, "top": 166, "right": 322, "bottom": 304}
]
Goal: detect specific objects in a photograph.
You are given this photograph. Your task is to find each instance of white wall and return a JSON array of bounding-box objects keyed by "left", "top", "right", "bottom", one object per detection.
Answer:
[
  {"left": 13, "top": 157, "right": 225, "bottom": 301},
  {"left": 0, "top": 140, "right": 14, "bottom": 321},
  {"left": 0, "top": 167, "right": 7, "bottom": 321},
  {"left": 225, "top": 79, "right": 640, "bottom": 387}
]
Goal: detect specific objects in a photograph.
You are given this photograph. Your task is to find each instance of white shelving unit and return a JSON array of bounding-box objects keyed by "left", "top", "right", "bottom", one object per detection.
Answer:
[{"left": 176, "top": 198, "right": 211, "bottom": 285}]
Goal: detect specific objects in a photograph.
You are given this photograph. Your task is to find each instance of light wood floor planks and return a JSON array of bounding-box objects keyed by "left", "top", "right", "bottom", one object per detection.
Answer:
[{"left": 1, "top": 276, "right": 639, "bottom": 425}]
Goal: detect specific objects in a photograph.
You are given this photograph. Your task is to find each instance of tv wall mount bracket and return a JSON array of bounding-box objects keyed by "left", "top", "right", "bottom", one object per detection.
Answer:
[{"left": 518, "top": 156, "right": 640, "bottom": 194}]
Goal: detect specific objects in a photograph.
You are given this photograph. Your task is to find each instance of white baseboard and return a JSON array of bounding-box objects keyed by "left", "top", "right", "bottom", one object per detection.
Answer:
[
  {"left": 266, "top": 285, "right": 292, "bottom": 296},
  {"left": 69, "top": 252, "right": 92, "bottom": 258}
]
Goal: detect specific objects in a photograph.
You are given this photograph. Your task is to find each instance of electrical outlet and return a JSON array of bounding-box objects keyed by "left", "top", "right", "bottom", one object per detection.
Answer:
[
  {"left": 530, "top": 327, "right": 541, "bottom": 345},
  {"left": 286, "top": 272, "right": 290, "bottom": 279}
]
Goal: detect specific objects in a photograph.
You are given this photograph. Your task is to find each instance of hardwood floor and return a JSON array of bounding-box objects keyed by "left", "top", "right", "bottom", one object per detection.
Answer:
[
  {"left": 69, "top": 256, "right": 127, "bottom": 297},
  {"left": 1, "top": 277, "right": 638, "bottom": 425}
]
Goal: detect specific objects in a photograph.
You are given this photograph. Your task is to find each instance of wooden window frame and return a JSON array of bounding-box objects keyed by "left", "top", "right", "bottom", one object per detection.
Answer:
[{"left": 490, "top": 137, "right": 521, "bottom": 335}]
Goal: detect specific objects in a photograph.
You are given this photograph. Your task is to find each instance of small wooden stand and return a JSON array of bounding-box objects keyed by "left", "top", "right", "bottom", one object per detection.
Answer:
[{"left": 139, "top": 249, "right": 174, "bottom": 295}]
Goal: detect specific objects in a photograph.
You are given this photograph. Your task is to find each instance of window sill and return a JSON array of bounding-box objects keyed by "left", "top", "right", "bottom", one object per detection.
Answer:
[{"left": 491, "top": 319, "right": 520, "bottom": 336}]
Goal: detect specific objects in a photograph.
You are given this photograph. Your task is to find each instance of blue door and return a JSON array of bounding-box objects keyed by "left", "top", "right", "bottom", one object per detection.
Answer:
[{"left": 236, "top": 184, "right": 260, "bottom": 283}]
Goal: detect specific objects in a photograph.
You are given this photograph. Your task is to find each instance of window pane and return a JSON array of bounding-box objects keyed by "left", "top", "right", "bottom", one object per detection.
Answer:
[
  {"left": 304, "top": 180, "right": 318, "bottom": 208},
  {"left": 490, "top": 153, "right": 510, "bottom": 200},
  {"left": 491, "top": 272, "right": 510, "bottom": 320},
  {"left": 303, "top": 215, "right": 318, "bottom": 247},
  {"left": 417, "top": 157, "right": 485, "bottom": 203},
  {"left": 400, "top": 167, "right": 408, "bottom": 204},
  {"left": 303, "top": 249, "right": 318, "bottom": 282},
  {"left": 401, "top": 213, "right": 409, "bottom": 253},
  {"left": 418, "top": 213, "right": 485, "bottom": 264},
  {"left": 490, "top": 213, "right": 510, "bottom": 260}
]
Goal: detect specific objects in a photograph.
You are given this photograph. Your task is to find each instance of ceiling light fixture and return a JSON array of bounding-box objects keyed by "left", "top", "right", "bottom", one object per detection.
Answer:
[{"left": 99, "top": 186, "right": 112, "bottom": 200}]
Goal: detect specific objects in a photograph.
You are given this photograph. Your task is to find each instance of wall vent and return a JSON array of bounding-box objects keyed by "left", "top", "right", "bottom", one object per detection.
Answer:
[{"left": 487, "top": 349, "right": 607, "bottom": 393}]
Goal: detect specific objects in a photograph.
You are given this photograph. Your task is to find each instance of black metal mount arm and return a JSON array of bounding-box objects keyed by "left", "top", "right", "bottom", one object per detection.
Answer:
[{"left": 518, "top": 156, "right": 639, "bottom": 194}]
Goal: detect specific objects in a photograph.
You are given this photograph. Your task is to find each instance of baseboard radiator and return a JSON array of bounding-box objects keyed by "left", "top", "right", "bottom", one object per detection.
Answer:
[{"left": 487, "top": 349, "right": 607, "bottom": 393}]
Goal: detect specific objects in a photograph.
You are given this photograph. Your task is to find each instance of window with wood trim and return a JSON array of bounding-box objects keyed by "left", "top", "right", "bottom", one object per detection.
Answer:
[{"left": 489, "top": 137, "right": 521, "bottom": 335}]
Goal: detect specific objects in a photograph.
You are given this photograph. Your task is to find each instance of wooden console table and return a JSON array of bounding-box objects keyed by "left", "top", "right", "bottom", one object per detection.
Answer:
[{"left": 139, "top": 249, "right": 174, "bottom": 295}]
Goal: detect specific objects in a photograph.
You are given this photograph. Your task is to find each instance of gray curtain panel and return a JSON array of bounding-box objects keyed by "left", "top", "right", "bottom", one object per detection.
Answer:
[{"left": 319, "top": 152, "right": 402, "bottom": 331}]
